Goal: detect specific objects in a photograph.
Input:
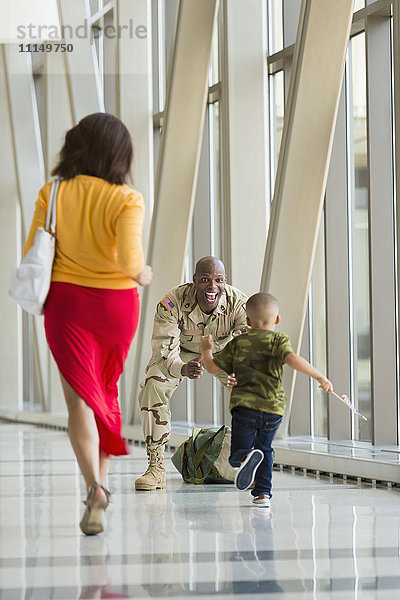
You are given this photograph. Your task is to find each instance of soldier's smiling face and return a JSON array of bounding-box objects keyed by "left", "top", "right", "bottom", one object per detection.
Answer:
[{"left": 193, "top": 259, "right": 226, "bottom": 314}]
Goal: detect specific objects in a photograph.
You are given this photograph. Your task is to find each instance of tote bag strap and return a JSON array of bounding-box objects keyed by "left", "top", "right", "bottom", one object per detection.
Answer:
[{"left": 45, "top": 178, "right": 60, "bottom": 235}]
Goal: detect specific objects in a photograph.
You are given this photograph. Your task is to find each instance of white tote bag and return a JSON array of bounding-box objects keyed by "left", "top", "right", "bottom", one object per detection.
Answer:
[{"left": 9, "top": 179, "right": 60, "bottom": 315}]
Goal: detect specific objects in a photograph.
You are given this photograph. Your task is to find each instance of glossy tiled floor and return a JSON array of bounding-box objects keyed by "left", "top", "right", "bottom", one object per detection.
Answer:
[{"left": 1, "top": 422, "right": 400, "bottom": 599}]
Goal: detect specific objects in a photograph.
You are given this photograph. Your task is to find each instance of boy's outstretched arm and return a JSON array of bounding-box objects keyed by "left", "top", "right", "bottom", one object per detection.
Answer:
[
  {"left": 285, "top": 353, "right": 333, "bottom": 392},
  {"left": 200, "top": 335, "right": 222, "bottom": 374}
]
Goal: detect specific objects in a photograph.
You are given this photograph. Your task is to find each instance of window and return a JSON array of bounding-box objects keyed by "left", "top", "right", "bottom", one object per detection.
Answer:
[
  {"left": 267, "top": 0, "right": 283, "bottom": 55},
  {"left": 347, "top": 32, "right": 372, "bottom": 440},
  {"left": 90, "top": 2, "right": 116, "bottom": 112},
  {"left": 151, "top": 1, "right": 224, "bottom": 427},
  {"left": 266, "top": 0, "right": 397, "bottom": 445},
  {"left": 310, "top": 216, "right": 328, "bottom": 437},
  {"left": 268, "top": 70, "right": 284, "bottom": 199}
]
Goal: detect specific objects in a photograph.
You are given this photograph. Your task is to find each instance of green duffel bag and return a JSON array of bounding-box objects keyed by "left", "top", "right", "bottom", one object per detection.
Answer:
[{"left": 171, "top": 425, "right": 236, "bottom": 484}]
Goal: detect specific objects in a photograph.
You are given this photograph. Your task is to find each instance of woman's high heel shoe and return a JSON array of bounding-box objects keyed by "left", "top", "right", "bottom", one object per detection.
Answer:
[{"left": 79, "top": 482, "right": 110, "bottom": 536}]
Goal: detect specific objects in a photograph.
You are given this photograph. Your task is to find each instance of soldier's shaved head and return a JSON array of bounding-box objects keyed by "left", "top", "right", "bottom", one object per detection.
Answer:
[
  {"left": 194, "top": 256, "right": 225, "bottom": 278},
  {"left": 193, "top": 256, "right": 226, "bottom": 314},
  {"left": 246, "top": 293, "right": 279, "bottom": 325}
]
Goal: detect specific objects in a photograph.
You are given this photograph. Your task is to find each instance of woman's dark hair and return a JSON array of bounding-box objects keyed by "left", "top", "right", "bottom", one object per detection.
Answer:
[{"left": 51, "top": 112, "right": 133, "bottom": 185}]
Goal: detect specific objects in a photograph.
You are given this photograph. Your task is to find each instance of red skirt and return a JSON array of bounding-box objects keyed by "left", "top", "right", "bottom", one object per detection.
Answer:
[{"left": 44, "top": 282, "right": 140, "bottom": 456}]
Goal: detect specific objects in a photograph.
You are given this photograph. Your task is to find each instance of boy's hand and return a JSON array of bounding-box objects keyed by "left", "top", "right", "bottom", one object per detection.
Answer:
[
  {"left": 200, "top": 334, "right": 214, "bottom": 352},
  {"left": 226, "top": 372, "right": 237, "bottom": 387},
  {"left": 317, "top": 376, "right": 333, "bottom": 393}
]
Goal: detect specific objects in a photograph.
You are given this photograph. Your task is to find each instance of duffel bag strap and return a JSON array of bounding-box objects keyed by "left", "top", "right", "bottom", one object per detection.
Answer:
[{"left": 192, "top": 425, "right": 225, "bottom": 470}]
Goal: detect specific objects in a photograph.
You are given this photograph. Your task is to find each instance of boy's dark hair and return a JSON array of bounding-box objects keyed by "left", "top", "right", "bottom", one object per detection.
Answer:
[
  {"left": 51, "top": 112, "right": 133, "bottom": 185},
  {"left": 246, "top": 292, "right": 279, "bottom": 323}
]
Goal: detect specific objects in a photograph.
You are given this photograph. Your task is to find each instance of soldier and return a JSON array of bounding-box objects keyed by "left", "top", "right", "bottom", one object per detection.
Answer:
[{"left": 135, "top": 256, "right": 248, "bottom": 490}]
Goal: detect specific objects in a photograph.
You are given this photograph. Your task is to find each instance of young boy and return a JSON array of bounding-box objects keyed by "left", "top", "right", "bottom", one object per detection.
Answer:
[{"left": 200, "top": 292, "right": 333, "bottom": 507}]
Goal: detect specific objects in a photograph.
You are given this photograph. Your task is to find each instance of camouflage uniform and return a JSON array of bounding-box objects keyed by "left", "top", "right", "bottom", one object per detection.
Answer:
[{"left": 139, "top": 282, "right": 248, "bottom": 448}]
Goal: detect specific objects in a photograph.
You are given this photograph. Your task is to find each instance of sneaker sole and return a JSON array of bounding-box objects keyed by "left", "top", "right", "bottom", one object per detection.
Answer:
[
  {"left": 252, "top": 500, "right": 270, "bottom": 508},
  {"left": 235, "top": 449, "right": 264, "bottom": 491}
]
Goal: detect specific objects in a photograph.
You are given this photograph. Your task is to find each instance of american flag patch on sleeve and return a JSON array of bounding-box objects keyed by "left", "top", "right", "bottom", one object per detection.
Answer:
[{"left": 160, "top": 296, "right": 175, "bottom": 311}]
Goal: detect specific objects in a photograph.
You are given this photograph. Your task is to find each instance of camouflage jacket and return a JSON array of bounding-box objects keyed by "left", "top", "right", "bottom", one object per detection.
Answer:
[{"left": 148, "top": 282, "right": 248, "bottom": 379}]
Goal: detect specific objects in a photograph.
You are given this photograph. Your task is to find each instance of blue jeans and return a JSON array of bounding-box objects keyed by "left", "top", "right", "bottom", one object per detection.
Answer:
[{"left": 229, "top": 406, "right": 283, "bottom": 498}]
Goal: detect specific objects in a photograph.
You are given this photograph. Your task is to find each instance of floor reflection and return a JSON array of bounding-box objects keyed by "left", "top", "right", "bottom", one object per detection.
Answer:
[
  {"left": 79, "top": 538, "right": 130, "bottom": 599},
  {"left": 232, "top": 508, "right": 283, "bottom": 595},
  {"left": 2, "top": 423, "right": 400, "bottom": 599}
]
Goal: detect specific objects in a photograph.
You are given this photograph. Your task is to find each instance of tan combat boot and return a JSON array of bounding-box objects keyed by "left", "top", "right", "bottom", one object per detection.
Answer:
[{"left": 135, "top": 445, "right": 166, "bottom": 490}]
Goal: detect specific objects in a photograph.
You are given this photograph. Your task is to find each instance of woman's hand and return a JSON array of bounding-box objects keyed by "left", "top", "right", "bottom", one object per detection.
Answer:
[{"left": 134, "top": 265, "right": 153, "bottom": 287}]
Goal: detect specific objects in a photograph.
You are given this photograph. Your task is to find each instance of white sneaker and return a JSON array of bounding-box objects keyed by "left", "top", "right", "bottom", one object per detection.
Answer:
[
  {"left": 234, "top": 449, "right": 264, "bottom": 491},
  {"left": 252, "top": 494, "right": 270, "bottom": 508}
]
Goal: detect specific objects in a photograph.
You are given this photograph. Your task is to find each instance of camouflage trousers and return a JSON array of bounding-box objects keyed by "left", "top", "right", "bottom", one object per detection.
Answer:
[{"left": 139, "top": 351, "right": 229, "bottom": 449}]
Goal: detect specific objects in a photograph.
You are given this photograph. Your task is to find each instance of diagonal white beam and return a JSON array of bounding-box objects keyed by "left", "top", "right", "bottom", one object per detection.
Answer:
[
  {"left": 2, "top": 45, "right": 48, "bottom": 409},
  {"left": 261, "top": 0, "right": 354, "bottom": 435},
  {"left": 2, "top": 46, "right": 45, "bottom": 235},
  {"left": 129, "top": 0, "right": 220, "bottom": 422},
  {"left": 0, "top": 48, "right": 23, "bottom": 411}
]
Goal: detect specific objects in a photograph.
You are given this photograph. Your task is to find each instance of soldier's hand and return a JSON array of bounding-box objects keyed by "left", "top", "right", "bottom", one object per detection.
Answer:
[
  {"left": 181, "top": 356, "right": 204, "bottom": 379},
  {"left": 226, "top": 372, "right": 237, "bottom": 387}
]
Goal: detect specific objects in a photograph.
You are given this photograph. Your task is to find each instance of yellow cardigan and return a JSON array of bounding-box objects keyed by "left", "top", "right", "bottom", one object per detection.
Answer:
[{"left": 24, "top": 174, "right": 145, "bottom": 289}]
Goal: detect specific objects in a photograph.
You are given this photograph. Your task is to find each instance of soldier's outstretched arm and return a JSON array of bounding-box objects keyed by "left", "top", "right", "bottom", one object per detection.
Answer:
[{"left": 181, "top": 356, "right": 204, "bottom": 379}]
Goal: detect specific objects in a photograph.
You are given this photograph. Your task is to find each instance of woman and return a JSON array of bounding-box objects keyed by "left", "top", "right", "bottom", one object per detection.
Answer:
[{"left": 24, "top": 113, "right": 152, "bottom": 535}]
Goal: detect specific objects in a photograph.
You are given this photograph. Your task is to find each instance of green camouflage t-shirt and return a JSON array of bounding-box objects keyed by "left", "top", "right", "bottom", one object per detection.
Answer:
[{"left": 213, "top": 329, "right": 294, "bottom": 415}]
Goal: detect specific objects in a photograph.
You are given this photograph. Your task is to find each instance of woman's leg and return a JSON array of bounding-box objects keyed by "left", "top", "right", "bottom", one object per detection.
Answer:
[
  {"left": 60, "top": 373, "right": 107, "bottom": 503},
  {"left": 99, "top": 451, "right": 110, "bottom": 487}
]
